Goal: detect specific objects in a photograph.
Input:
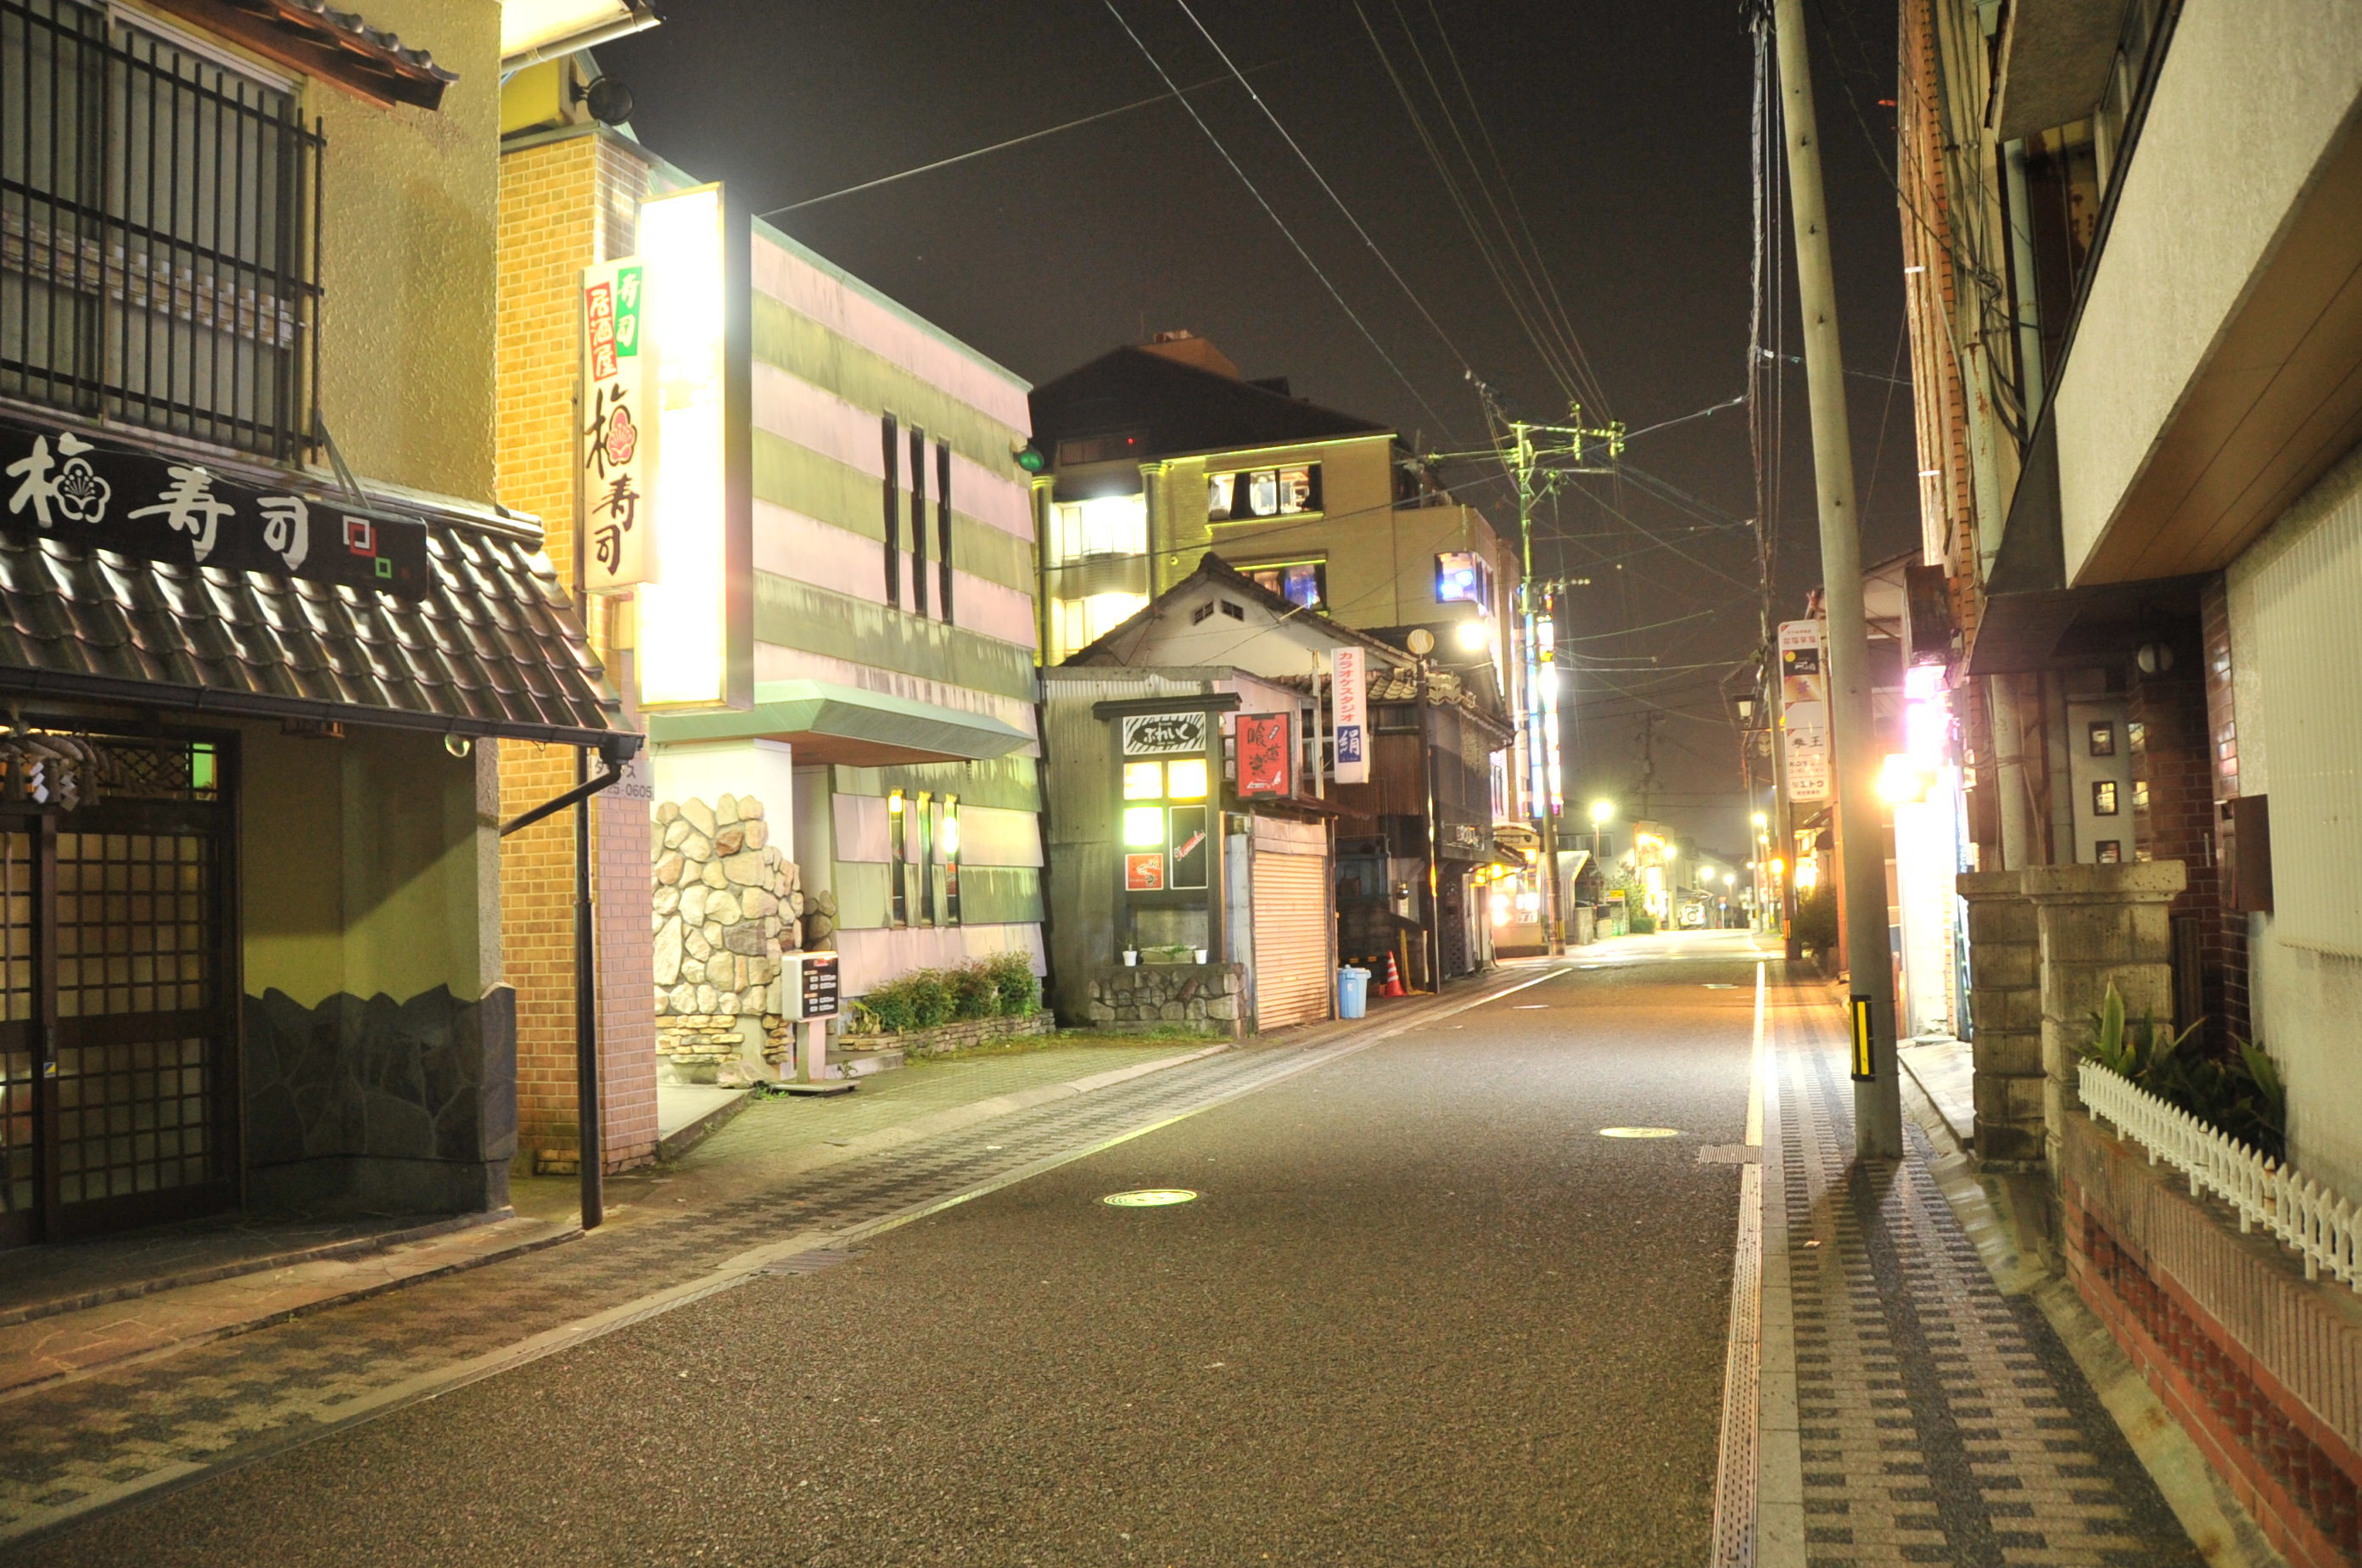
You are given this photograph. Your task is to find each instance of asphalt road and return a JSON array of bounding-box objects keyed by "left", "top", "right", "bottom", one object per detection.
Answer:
[{"left": 19, "top": 932, "right": 1769, "bottom": 1568}]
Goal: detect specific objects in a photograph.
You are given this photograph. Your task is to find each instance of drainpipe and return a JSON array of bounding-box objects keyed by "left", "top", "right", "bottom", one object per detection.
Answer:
[{"left": 501, "top": 735, "right": 637, "bottom": 1230}]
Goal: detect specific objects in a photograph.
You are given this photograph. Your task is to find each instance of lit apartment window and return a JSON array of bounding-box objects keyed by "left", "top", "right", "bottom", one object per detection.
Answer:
[
  {"left": 1049, "top": 495, "right": 1146, "bottom": 565},
  {"left": 1056, "top": 592, "right": 1147, "bottom": 654},
  {"left": 1436, "top": 552, "right": 1492, "bottom": 607},
  {"left": 1208, "top": 463, "right": 1320, "bottom": 521},
  {"left": 3, "top": 0, "right": 322, "bottom": 458},
  {"left": 1244, "top": 561, "right": 1324, "bottom": 609}
]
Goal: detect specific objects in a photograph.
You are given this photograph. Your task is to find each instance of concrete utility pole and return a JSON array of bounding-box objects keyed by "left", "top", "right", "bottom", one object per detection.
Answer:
[
  {"left": 1772, "top": 0, "right": 1902, "bottom": 1158},
  {"left": 1429, "top": 407, "right": 1620, "bottom": 959}
]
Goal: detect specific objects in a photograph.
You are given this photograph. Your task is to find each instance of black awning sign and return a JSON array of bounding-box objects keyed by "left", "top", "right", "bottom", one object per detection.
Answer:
[{"left": 0, "top": 413, "right": 429, "bottom": 599}]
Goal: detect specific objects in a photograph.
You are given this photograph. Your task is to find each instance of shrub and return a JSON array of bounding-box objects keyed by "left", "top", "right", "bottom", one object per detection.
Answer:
[
  {"left": 862, "top": 970, "right": 954, "bottom": 1033},
  {"left": 982, "top": 950, "right": 1038, "bottom": 1017},
  {"left": 1792, "top": 887, "right": 1839, "bottom": 956},
  {"left": 1627, "top": 910, "right": 1659, "bottom": 935},
  {"left": 947, "top": 962, "right": 998, "bottom": 1021},
  {"left": 2080, "top": 983, "right": 2285, "bottom": 1160}
]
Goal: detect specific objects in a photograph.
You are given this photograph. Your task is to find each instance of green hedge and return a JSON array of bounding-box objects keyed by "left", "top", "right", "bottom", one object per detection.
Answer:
[{"left": 855, "top": 952, "right": 1039, "bottom": 1036}]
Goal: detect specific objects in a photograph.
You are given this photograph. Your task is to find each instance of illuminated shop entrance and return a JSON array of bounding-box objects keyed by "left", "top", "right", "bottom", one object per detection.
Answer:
[{"left": 0, "top": 730, "right": 236, "bottom": 1251}]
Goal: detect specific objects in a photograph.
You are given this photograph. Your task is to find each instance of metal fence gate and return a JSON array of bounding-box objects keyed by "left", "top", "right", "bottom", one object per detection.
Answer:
[{"left": 0, "top": 730, "right": 237, "bottom": 1251}]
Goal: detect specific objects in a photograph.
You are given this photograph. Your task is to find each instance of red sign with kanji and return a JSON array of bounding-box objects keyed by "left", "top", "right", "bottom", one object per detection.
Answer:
[
  {"left": 1124, "top": 852, "right": 1165, "bottom": 891},
  {"left": 1236, "top": 713, "right": 1292, "bottom": 798}
]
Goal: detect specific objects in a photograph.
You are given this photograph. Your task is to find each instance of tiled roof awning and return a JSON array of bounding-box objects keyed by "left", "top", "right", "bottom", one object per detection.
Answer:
[
  {"left": 144, "top": 0, "right": 459, "bottom": 109},
  {"left": 0, "top": 516, "right": 636, "bottom": 754}
]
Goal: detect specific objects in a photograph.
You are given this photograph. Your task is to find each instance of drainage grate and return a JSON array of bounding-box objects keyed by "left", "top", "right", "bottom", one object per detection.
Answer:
[{"left": 756, "top": 1249, "right": 863, "bottom": 1276}]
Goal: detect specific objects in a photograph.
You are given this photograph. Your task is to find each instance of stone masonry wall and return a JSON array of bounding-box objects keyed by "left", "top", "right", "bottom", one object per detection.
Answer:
[
  {"left": 1957, "top": 871, "right": 2044, "bottom": 1167},
  {"left": 1086, "top": 962, "right": 1245, "bottom": 1038},
  {"left": 652, "top": 794, "right": 803, "bottom": 1078}
]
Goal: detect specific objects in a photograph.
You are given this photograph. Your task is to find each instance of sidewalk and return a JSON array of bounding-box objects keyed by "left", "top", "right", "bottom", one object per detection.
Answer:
[{"left": 1755, "top": 976, "right": 2208, "bottom": 1567}]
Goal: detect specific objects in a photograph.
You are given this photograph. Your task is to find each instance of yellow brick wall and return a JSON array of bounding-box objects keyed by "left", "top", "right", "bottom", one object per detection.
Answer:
[{"left": 495, "top": 131, "right": 658, "bottom": 1170}]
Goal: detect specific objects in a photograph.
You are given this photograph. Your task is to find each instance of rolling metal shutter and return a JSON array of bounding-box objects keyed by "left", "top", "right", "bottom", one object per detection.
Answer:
[{"left": 1251, "top": 850, "right": 1332, "bottom": 1031}]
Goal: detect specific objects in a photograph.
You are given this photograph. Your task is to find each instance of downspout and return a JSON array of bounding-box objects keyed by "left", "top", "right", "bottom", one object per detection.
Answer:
[{"left": 501, "top": 733, "right": 638, "bottom": 1231}]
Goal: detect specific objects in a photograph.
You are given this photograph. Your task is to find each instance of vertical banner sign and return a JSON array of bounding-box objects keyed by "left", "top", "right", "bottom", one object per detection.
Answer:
[
  {"left": 1779, "top": 619, "right": 1831, "bottom": 804},
  {"left": 580, "top": 259, "right": 652, "bottom": 593},
  {"left": 1330, "top": 647, "right": 1369, "bottom": 784},
  {"left": 1169, "top": 804, "right": 1209, "bottom": 890},
  {"left": 1236, "top": 714, "right": 1293, "bottom": 798}
]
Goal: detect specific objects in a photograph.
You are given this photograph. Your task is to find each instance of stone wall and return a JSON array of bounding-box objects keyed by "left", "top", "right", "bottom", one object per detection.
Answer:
[
  {"left": 1085, "top": 961, "right": 1245, "bottom": 1037},
  {"left": 243, "top": 984, "right": 517, "bottom": 1215},
  {"left": 854, "top": 1012, "right": 1055, "bottom": 1060},
  {"left": 652, "top": 794, "right": 803, "bottom": 1080},
  {"left": 2024, "top": 861, "right": 2186, "bottom": 1175},
  {"left": 1957, "top": 871, "right": 2045, "bottom": 1168}
]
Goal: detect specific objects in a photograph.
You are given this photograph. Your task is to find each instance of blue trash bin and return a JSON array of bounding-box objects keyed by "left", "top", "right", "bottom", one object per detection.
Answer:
[{"left": 1337, "top": 966, "right": 1370, "bottom": 1019}]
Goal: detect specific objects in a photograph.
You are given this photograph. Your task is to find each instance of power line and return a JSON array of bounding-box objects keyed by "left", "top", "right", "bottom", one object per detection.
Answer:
[
  {"left": 1098, "top": 1, "right": 1463, "bottom": 444},
  {"left": 1167, "top": 0, "right": 1480, "bottom": 400}
]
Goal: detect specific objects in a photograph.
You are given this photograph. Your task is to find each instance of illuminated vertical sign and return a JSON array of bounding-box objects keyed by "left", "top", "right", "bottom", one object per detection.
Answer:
[
  {"left": 635, "top": 182, "right": 749, "bottom": 709},
  {"left": 581, "top": 258, "right": 652, "bottom": 592},
  {"left": 1330, "top": 646, "right": 1368, "bottom": 785},
  {"left": 1780, "top": 619, "right": 1830, "bottom": 804},
  {"left": 1538, "top": 597, "right": 1564, "bottom": 818}
]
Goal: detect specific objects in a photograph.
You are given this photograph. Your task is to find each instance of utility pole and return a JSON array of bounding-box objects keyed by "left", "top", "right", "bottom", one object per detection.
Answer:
[
  {"left": 1772, "top": 0, "right": 1902, "bottom": 1157},
  {"left": 1430, "top": 404, "right": 1621, "bottom": 958}
]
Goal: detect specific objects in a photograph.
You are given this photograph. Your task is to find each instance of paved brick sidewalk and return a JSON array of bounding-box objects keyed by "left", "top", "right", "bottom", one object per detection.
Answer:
[{"left": 1765, "top": 981, "right": 2202, "bottom": 1567}]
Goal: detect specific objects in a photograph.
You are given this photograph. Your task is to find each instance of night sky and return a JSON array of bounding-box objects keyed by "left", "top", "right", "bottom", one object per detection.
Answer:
[{"left": 598, "top": 0, "right": 1914, "bottom": 860}]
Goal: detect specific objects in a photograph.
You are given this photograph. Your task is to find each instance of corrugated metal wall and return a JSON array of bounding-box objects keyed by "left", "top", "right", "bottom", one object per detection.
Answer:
[{"left": 2250, "top": 462, "right": 2362, "bottom": 957}]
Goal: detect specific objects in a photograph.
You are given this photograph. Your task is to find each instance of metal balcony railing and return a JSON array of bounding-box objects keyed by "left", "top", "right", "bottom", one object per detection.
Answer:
[
  {"left": 2079, "top": 1058, "right": 2362, "bottom": 1291},
  {"left": 2, "top": 0, "right": 322, "bottom": 461}
]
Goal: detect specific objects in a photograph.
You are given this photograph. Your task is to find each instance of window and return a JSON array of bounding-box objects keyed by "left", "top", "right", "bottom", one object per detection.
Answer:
[
  {"left": 1436, "top": 552, "right": 1492, "bottom": 608},
  {"left": 1048, "top": 495, "right": 1145, "bottom": 565},
  {"left": 880, "top": 416, "right": 901, "bottom": 608},
  {"left": 1054, "top": 591, "right": 1147, "bottom": 655},
  {"left": 1219, "top": 600, "right": 1244, "bottom": 621},
  {"left": 1207, "top": 462, "right": 1319, "bottom": 521},
  {"left": 1245, "top": 561, "right": 1324, "bottom": 609},
  {"left": 2091, "top": 780, "right": 2119, "bottom": 816},
  {"left": 910, "top": 427, "right": 929, "bottom": 617},
  {"left": 942, "top": 795, "right": 960, "bottom": 927},
  {"left": 2096, "top": 840, "right": 2122, "bottom": 865},
  {"left": 887, "top": 789, "right": 908, "bottom": 925},
  {"left": 1055, "top": 431, "right": 1144, "bottom": 466},
  {"left": 3, "top": 0, "right": 322, "bottom": 459},
  {"left": 2086, "top": 721, "right": 2115, "bottom": 757},
  {"left": 936, "top": 440, "right": 954, "bottom": 624},
  {"left": 915, "top": 791, "right": 934, "bottom": 926}
]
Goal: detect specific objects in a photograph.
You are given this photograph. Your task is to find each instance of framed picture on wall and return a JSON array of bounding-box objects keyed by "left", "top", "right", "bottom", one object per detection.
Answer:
[{"left": 2088, "top": 721, "right": 2115, "bottom": 756}]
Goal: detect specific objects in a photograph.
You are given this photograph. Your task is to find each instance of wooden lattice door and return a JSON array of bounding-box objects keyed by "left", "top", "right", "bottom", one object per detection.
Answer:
[{"left": 0, "top": 732, "right": 238, "bottom": 1250}]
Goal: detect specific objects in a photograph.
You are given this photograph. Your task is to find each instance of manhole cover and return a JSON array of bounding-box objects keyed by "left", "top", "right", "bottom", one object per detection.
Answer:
[
  {"left": 1598, "top": 1127, "right": 1683, "bottom": 1140},
  {"left": 1103, "top": 1189, "right": 1198, "bottom": 1207}
]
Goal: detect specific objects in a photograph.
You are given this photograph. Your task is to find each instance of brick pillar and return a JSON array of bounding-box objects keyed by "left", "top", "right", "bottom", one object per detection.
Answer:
[
  {"left": 2023, "top": 861, "right": 2187, "bottom": 1174},
  {"left": 1958, "top": 870, "right": 2044, "bottom": 1167}
]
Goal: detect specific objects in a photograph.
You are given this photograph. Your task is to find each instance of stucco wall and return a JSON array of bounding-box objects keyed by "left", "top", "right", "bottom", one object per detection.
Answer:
[
  {"left": 2054, "top": 0, "right": 2362, "bottom": 584},
  {"left": 307, "top": 0, "right": 503, "bottom": 502},
  {"left": 2225, "top": 442, "right": 2362, "bottom": 1201},
  {"left": 240, "top": 723, "right": 498, "bottom": 1006}
]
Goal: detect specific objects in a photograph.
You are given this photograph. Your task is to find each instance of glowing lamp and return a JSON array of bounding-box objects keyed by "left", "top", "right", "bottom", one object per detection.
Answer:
[
  {"left": 1454, "top": 620, "right": 1489, "bottom": 652},
  {"left": 1878, "top": 752, "right": 1934, "bottom": 805}
]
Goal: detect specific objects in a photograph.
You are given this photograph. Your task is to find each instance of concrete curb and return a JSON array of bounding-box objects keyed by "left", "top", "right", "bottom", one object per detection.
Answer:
[{"left": 653, "top": 1087, "right": 756, "bottom": 1163}]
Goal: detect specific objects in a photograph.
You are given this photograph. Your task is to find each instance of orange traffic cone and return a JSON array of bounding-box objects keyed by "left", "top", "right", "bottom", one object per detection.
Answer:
[{"left": 1380, "top": 949, "right": 1406, "bottom": 999}]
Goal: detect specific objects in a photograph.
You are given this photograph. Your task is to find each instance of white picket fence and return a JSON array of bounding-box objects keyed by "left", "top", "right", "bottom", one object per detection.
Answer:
[{"left": 2078, "top": 1059, "right": 2362, "bottom": 1291}]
